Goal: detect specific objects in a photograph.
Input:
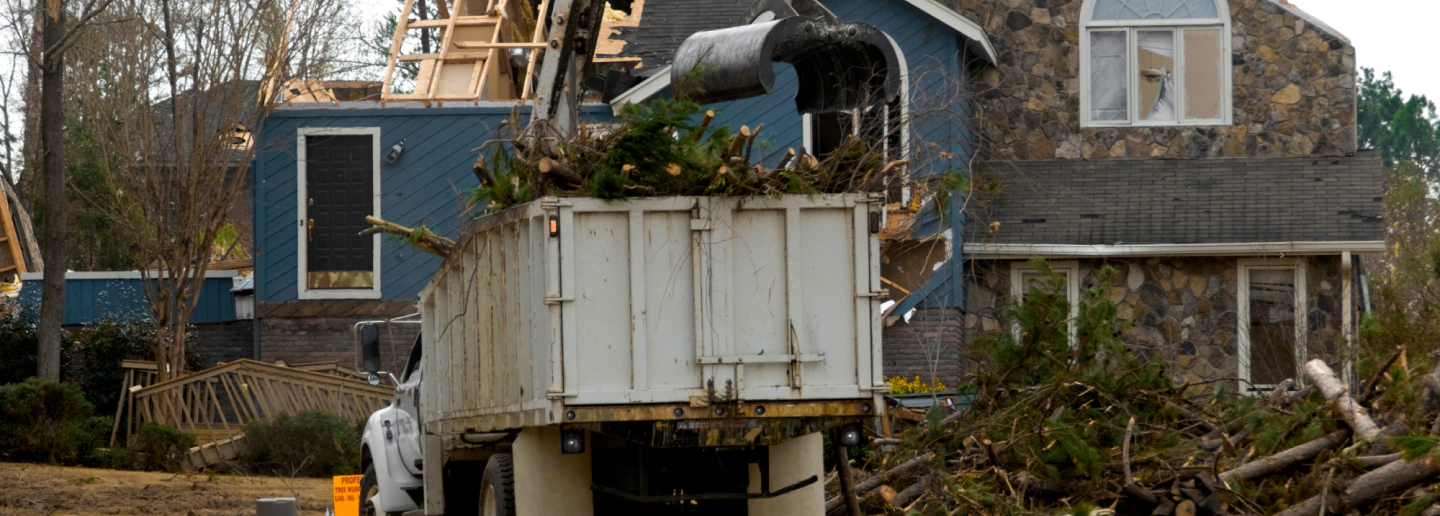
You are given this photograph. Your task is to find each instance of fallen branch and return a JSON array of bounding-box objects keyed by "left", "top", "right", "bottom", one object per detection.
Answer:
[
  {"left": 361, "top": 216, "right": 456, "bottom": 257},
  {"left": 1279, "top": 453, "right": 1440, "bottom": 515},
  {"left": 1361, "top": 346, "right": 1405, "bottom": 403},
  {"left": 833, "top": 445, "right": 862, "bottom": 516},
  {"left": 823, "top": 454, "right": 933, "bottom": 513},
  {"left": 1305, "top": 359, "right": 1381, "bottom": 440},
  {"left": 1218, "top": 429, "right": 1350, "bottom": 484}
]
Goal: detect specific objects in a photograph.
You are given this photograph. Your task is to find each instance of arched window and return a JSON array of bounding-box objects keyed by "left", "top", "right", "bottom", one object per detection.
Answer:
[{"left": 1080, "top": 0, "right": 1230, "bottom": 127}]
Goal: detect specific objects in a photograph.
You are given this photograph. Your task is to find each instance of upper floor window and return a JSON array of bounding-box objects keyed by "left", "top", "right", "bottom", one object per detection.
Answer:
[{"left": 1080, "top": 0, "right": 1231, "bottom": 127}]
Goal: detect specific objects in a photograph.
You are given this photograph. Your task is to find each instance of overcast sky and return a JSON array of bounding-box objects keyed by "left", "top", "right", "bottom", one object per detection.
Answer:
[{"left": 1287, "top": 0, "right": 1437, "bottom": 100}]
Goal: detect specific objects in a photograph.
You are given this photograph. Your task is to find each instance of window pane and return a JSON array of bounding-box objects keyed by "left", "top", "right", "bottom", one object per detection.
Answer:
[
  {"left": 1091, "top": 0, "right": 1219, "bottom": 20},
  {"left": 1089, "top": 31, "right": 1128, "bottom": 122},
  {"left": 1137, "top": 30, "right": 1176, "bottom": 122},
  {"left": 1183, "top": 28, "right": 1223, "bottom": 120},
  {"left": 1247, "top": 269, "right": 1297, "bottom": 386}
]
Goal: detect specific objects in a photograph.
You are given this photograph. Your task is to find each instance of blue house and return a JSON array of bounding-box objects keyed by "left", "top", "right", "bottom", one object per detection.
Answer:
[{"left": 251, "top": 0, "right": 996, "bottom": 383}]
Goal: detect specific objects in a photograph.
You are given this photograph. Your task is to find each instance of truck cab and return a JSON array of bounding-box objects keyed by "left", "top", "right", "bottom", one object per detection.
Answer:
[{"left": 360, "top": 325, "right": 425, "bottom": 515}]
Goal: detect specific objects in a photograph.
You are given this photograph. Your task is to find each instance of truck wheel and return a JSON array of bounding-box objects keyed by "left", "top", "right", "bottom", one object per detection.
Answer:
[
  {"left": 478, "top": 454, "right": 516, "bottom": 516},
  {"left": 360, "top": 464, "right": 381, "bottom": 516}
]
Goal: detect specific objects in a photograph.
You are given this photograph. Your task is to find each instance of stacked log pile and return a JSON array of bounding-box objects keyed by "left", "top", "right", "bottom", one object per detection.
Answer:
[{"left": 825, "top": 350, "right": 1440, "bottom": 515}]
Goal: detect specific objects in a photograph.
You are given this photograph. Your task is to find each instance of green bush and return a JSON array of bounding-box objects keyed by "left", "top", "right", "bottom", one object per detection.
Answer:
[
  {"left": 132, "top": 423, "right": 197, "bottom": 473},
  {"left": 0, "top": 379, "right": 96, "bottom": 463},
  {"left": 241, "top": 411, "right": 361, "bottom": 477},
  {"left": 69, "top": 319, "right": 205, "bottom": 417},
  {"left": 87, "top": 446, "right": 138, "bottom": 470},
  {"left": 0, "top": 313, "right": 45, "bottom": 381}
]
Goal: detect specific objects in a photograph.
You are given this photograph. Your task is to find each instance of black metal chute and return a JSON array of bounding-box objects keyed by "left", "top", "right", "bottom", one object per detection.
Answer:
[{"left": 670, "top": 16, "right": 901, "bottom": 114}]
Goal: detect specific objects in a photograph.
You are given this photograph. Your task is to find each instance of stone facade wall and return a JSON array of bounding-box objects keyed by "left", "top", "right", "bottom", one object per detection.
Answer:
[
  {"left": 963, "top": 256, "right": 1347, "bottom": 387},
  {"left": 947, "top": 0, "right": 1356, "bottom": 160},
  {"left": 882, "top": 308, "right": 966, "bottom": 387},
  {"left": 259, "top": 317, "right": 419, "bottom": 373}
]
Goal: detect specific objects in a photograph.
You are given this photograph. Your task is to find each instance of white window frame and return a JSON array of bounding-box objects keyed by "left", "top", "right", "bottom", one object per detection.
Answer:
[
  {"left": 1237, "top": 258, "right": 1308, "bottom": 394},
  {"left": 1011, "top": 261, "right": 1081, "bottom": 347},
  {"left": 803, "top": 34, "right": 910, "bottom": 163},
  {"left": 1079, "top": 0, "right": 1232, "bottom": 128},
  {"left": 296, "top": 127, "right": 383, "bottom": 300}
]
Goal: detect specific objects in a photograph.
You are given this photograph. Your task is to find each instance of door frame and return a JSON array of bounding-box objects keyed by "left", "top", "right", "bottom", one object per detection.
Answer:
[
  {"left": 1237, "top": 258, "right": 1307, "bottom": 394},
  {"left": 296, "top": 127, "right": 383, "bottom": 300}
]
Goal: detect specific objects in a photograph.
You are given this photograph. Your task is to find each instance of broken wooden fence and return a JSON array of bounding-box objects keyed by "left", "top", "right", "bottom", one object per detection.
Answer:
[{"left": 129, "top": 359, "right": 392, "bottom": 470}]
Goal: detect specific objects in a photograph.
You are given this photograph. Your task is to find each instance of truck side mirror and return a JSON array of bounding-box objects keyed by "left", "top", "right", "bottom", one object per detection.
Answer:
[{"left": 361, "top": 324, "right": 382, "bottom": 375}]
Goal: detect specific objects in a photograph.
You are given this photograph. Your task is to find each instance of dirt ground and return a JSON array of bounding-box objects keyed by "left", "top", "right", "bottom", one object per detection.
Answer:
[{"left": 0, "top": 462, "right": 339, "bottom": 516}]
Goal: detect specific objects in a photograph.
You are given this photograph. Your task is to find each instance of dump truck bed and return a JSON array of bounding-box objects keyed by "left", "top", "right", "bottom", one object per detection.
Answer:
[{"left": 419, "top": 194, "right": 886, "bottom": 435}]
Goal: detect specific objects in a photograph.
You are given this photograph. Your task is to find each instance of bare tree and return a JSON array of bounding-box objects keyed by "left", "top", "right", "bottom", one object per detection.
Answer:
[
  {"left": 33, "top": 0, "right": 118, "bottom": 381},
  {"left": 68, "top": 0, "right": 354, "bottom": 382}
]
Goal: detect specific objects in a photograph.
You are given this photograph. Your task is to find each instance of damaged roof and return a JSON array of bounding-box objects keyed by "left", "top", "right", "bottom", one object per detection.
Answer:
[
  {"left": 964, "top": 151, "right": 1385, "bottom": 247},
  {"left": 604, "top": 0, "right": 758, "bottom": 75}
]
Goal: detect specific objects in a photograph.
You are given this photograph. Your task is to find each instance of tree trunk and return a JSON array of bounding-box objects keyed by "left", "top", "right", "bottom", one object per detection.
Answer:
[
  {"left": 1305, "top": 359, "right": 1381, "bottom": 440},
  {"left": 834, "top": 445, "right": 862, "bottom": 516},
  {"left": 1218, "top": 429, "right": 1350, "bottom": 483},
  {"left": 35, "top": 0, "right": 68, "bottom": 382},
  {"left": 19, "top": 0, "right": 43, "bottom": 207}
]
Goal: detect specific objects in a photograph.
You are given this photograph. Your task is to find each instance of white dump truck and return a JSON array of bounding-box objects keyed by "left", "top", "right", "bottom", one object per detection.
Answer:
[{"left": 359, "top": 194, "right": 887, "bottom": 515}]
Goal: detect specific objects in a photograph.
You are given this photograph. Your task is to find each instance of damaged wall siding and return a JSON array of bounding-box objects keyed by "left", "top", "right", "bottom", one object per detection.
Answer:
[
  {"left": 946, "top": 0, "right": 1357, "bottom": 160},
  {"left": 964, "top": 257, "right": 1349, "bottom": 387}
]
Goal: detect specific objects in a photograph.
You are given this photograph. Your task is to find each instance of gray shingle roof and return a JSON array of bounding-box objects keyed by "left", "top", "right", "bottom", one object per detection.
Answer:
[
  {"left": 609, "top": 0, "right": 755, "bottom": 74},
  {"left": 964, "top": 151, "right": 1386, "bottom": 246}
]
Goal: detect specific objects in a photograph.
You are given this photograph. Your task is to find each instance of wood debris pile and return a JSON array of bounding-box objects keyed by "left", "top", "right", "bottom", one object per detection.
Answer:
[
  {"left": 824, "top": 266, "right": 1440, "bottom": 515},
  {"left": 469, "top": 99, "right": 916, "bottom": 211}
]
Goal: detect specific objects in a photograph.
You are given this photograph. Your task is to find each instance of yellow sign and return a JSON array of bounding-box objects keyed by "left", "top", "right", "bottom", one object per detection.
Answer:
[{"left": 333, "top": 474, "right": 364, "bottom": 515}]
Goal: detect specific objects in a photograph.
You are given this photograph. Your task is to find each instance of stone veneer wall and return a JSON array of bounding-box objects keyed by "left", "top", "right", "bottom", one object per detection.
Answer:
[
  {"left": 946, "top": 0, "right": 1356, "bottom": 160},
  {"left": 882, "top": 308, "right": 966, "bottom": 387},
  {"left": 963, "top": 257, "right": 1346, "bottom": 386}
]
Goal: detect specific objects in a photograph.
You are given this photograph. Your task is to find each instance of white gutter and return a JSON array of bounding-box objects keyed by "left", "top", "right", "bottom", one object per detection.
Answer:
[
  {"left": 609, "top": 65, "right": 673, "bottom": 115},
  {"left": 902, "top": 0, "right": 998, "bottom": 63},
  {"left": 20, "top": 270, "right": 241, "bottom": 281},
  {"left": 963, "top": 241, "right": 1387, "bottom": 259}
]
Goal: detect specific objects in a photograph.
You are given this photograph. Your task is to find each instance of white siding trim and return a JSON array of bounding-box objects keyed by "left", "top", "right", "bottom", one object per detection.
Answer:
[
  {"left": 608, "top": 66, "right": 674, "bottom": 115},
  {"left": 20, "top": 271, "right": 239, "bottom": 281},
  {"left": 900, "top": 0, "right": 998, "bottom": 63},
  {"left": 964, "top": 241, "right": 1386, "bottom": 259},
  {"left": 297, "top": 127, "right": 383, "bottom": 300}
]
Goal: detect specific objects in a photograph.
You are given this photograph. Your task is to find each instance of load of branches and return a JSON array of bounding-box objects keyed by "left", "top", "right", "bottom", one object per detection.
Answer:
[
  {"left": 469, "top": 98, "right": 912, "bottom": 212},
  {"left": 826, "top": 260, "right": 1440, "bottom": 516},
  {"left": 366, "top": 98, "right": 951, "bottom": 257}
]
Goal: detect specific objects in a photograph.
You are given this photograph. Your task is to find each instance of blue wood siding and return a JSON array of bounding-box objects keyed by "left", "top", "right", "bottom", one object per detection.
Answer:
[
  {"left": 255, "top": 104, "right": 614, "bottom": 303},
  {"left": 19, "top": 276, "right": 237, "bottom": 324}
]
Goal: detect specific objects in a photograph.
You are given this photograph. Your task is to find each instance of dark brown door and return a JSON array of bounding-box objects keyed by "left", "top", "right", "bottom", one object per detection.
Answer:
[{"left": 306, "top": 134, "right": 375, "bottom": 290}]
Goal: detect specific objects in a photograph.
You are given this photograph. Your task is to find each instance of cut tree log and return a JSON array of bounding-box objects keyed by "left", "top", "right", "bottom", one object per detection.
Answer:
[
  {"left": 834, "top": 445, "right": 862, "bottom": 516},
  {"left": 473, "top": 155, "right": 497, "bottom": 187},
  {"left": 890, "top": 472, "right": 937, "bottom": 509},
  {"left": 777, "top": 148, "right": 797, "bottom": 169},
  {"left": 1305, "top": 359, "right": 1381, "bottom": 440},
  {"left": 691, "top": 110, "right": 715, "bottom": 142},
  {"left": 823, "top": 453, "right": 933, "bottom": 513},
  {"left": 1278, "top": 454, "right": 1440, "bottom": 515},
  {"left": 1365, "top": 421, "right": 1409, "bottom": 455},
  {"left": 1218, "top": 429, "right": 1350, "bottom": 484},
  {"left": 538, "top": 157, "right": 582, "bottom": 189}
]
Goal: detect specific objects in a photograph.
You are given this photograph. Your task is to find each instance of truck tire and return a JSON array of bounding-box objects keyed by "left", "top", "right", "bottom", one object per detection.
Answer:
[
  {"left": 478, "top": 454, "right": 516, "bottom": 516},
  {"left": 360, "top": 464, "right": 382, "bottom": 516}
]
